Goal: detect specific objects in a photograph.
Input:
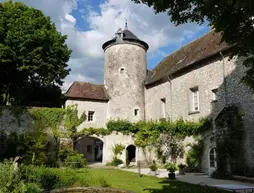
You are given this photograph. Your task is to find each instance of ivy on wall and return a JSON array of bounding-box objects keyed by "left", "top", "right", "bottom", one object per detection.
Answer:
[
  {"left": 0, "top": 105, "right": 87, "bottom": 166},
  {"left": 212, "top": 105, "right": 244, "bottom": 179},
  {"left": 1, "top": 104, "right": 244, "bottom": 179},
  {"left": 80, "top": 118, "right": 210, "bottom": 143}
]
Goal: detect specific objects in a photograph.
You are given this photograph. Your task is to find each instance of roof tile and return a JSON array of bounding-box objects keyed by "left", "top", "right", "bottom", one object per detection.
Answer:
[
  {"left": 147, "top": 31, "right": 229, "bottom": 84},
  {"left": 65, "top": 82, "right": 109, "bottom": 101}
]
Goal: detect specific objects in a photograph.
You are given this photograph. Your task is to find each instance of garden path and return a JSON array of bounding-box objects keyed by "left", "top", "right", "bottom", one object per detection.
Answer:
[{"left": 121, "top": 168, "right": 254, "bottom": 187}]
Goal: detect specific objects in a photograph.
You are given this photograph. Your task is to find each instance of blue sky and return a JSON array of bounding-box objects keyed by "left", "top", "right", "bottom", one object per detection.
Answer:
[{"left": 0, "top": 0, "right": 210, "bottom": 89}]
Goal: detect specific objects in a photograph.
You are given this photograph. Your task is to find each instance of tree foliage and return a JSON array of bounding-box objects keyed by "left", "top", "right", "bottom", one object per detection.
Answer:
[
  {"left": 132, "top": 0, "right": 254, "bottom": 90},
  {"left": 0, "top": 1, "right": 71, "bottom": 104}
]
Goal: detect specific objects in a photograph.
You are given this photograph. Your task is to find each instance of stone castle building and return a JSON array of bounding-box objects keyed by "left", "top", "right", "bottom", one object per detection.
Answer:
[{"left": 65, "top": 23, "right": 254, "bottom": 175}]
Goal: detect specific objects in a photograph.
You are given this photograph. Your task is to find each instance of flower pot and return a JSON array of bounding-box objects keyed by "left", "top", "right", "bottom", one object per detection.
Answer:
[
  {"left": 179, "top": 169, "right": 185, "bottom": 175},
  {"left": 168, "top": 172, "right": 176, "bottom": 180}
]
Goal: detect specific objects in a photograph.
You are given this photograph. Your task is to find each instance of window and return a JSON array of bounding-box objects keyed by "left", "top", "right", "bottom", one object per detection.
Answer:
[
  {"left": 211, "top": 89, "right": 218, "bottom": 102},
  {"left": 134, "top": 109, "right": 139, "bottom": 116},
  {"left": 160, "top": 98, "right": 166, "bottom": 118},
  {"left": 120, "top": 67, "right": 125, "bottom": 74},
  {"left": 88, "top": 111, "right": 95, "bottom": 122},
  {"left": 87, "top": 145, "right": 92, "bottom": 153},
  {"left": 209, "top": 148, "right": 216, "bottom": 168},
  {"left": 190, "top": 87, "right": 199, "bottom": 111}
]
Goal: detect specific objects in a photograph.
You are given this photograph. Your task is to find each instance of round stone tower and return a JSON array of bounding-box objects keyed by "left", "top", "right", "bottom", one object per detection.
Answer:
[{"left": 102, "top": 22, "right": 149, "bottom": 122}]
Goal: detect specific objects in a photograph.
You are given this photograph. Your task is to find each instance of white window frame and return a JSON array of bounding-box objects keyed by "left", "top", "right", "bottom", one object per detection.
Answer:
[
  {"left": 88, "top": 111, "right": 95, "bottom": 122},
  {"left": 190, "top": 87, "right": 199, "bottom": 112},
  {"left": 211, "top": 88, "right": 218, "bottom": 102},
  {"left": 160, "top": 98, "right": 166, "bottom": 118},
  {"left": 209, "top": 147, "right": 217, "bottom": 168}
]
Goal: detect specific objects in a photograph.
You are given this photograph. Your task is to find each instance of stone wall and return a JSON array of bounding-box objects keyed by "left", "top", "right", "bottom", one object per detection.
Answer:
[
  {"left": 75, "top": 132, "right": 155, "bottom": 164},
  {"left": 145, "top": 55, "right": 254, "bottom": 173},
  {"left": 104, "top": 43, "right": 147, "bottom": 122},
  {"left": 65, "top": 99, "right": 108, "bottom": 131},
  {"left": 0, "top": 107, "right": 33, "bottom": 134}
]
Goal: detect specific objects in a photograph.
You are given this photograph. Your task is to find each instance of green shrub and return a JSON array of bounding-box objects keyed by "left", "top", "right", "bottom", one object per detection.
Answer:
[
  {"left": 106, "top": 157, "right": 123, "bottom": 166},
  {"left": 98, "top": 177, "right": 111, "bottom": 188},
  {"left": 185, "top": 139, "right": 204, "bottom": 172},
  {"left": 0, "top": 159, "right": 26, "bottom": 193},
  {"left": 25, "top": 183, "right": 42, "bottom": 193},
  {"left": 165, "top": 162, "right": 178, "bottom": 173},
  {"left": 149, "top": 164, "right": 158, "bottom": 171},
  {"left": 64, "top": 152, "right": 87, "bottom": 168},
  {"left": 178, "top": 163, "right": 186, "bottom": 169},
  {"left": 112, "top": 144, "right": 125, "bottom": 157},
  {"left": 22, "top": 165, "right": 79, "bottom": 191}
]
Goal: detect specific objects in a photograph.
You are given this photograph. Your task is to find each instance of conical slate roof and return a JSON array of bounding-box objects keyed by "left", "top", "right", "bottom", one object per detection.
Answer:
[{"left": 102, "top": 23, "right": 149, "bottom": 51}]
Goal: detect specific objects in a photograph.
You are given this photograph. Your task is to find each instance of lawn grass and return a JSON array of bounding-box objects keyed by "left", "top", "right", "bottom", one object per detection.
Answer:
[{"left": 76, "top": 168, "right": 226, "bottom": 193}]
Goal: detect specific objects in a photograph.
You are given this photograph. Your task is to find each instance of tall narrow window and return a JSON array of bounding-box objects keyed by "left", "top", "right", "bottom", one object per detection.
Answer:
[
  {"left": 190, "top": 87, "right": 199, "bottom": 111},
  {"left": 209, "top": 148, "right": 216, "bottom": 168},
  {"left": 134, "top": 109, "right": 139, "bottom": 116},
  {"left": 211, "top": 88, "right": 218, "bottom": 102},
  {"left": 88, "top": 111, "right": 95, "bottom": 122},
  {"left": 160, "top": 98, "right": 166, "bottom": 118}
]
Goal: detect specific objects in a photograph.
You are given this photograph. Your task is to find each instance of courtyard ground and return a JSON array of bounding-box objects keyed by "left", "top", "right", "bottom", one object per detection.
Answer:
[
  {"left": 82, "top": 168, "right": 227, "bottom": 193},
  {"left": 121, "top": 168, "right": 254, "bottom": 186},
  {"left": 88, "top": 163, "right": 254, "bottom": 188}
]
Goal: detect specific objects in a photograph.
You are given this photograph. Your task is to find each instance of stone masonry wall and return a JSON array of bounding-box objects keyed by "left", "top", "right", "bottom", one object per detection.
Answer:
[
  {"left": 145, "top": 55, "right": 254, "bottom": 173},
  {"left": 104, "top": 43, "right": 147, "bottom": 122},
  {"left": 65, "top": 99, "right": 108, "bottom": 131},
  {"left": 0, "top": 108, "right": 33, "bottom": 134}
]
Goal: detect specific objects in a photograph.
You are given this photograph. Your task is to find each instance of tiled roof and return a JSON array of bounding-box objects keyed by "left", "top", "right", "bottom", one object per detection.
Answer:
[
  {"left": 102, "top": 28, "right": 149, "bottom": 51},
  {"left": 147, "top": 30, "right": 230, "bottom": 85},
  {"left": 65, "top": 82, "right": 109, "bottom": 101}
]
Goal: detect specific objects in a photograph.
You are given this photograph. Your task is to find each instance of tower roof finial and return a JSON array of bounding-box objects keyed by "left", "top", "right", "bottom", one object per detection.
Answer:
[{"left": 125, "top": 18, "right": 128, "bottom": 30}]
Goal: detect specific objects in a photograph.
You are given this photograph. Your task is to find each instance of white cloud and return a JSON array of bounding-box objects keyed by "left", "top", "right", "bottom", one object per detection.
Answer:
[
  {"left": 0, "top": 0, "right": 207, "bottom": 90},
  {"left": 65, "top": 14, "right": 76, "bottom": 24}
]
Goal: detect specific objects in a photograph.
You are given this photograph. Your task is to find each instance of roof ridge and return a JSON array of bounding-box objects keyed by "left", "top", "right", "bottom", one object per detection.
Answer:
[
  {"left": 147, "top": 30, "right": 229, "bottom": 85},
  {"left": 74, "top": 81, "right": 105, "bottom": 87}
]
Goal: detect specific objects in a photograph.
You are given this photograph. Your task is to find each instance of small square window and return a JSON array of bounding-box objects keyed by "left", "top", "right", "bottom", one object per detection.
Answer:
[
  {"left": 120, "top": 67, "right": 125, "bottom": 74},
  {"left": 134, "top": 109, "right": 139, "bottom": 116},
  {"left": 87, "top": 145, "right": 92, "bottom": 153},
  {"left": 88, "top": 111, "right": 95, "bottom": 122}
]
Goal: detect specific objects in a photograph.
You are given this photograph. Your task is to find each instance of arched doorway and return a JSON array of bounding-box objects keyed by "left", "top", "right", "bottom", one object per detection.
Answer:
[
  {"left": 208, "top": 147, "right": 217, "bottom": 175},
  {"left": 126, "top": 145, "right": 136, "bottom": 162},
  {"left": 75, "top": 136, "right": 103, "bottom": 162}
]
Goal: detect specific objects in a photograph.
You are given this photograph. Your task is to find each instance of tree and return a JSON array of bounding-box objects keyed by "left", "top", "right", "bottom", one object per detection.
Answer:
[
  {"left": 132, "top": 0, "right": 254, "bottom": 90},
  {"left": 0, "top": 1, "right": 72, "bottom": 104}
]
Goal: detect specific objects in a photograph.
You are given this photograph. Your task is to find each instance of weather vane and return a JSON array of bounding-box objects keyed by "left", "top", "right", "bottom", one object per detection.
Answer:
[{"left": 125, "top": 18, "right": 128, "bottom": 29}]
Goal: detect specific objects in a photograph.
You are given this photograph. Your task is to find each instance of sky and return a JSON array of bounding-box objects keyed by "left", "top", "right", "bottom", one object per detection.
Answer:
[{"left": 1, "top": 0, "right": 210, "bottom": 91}]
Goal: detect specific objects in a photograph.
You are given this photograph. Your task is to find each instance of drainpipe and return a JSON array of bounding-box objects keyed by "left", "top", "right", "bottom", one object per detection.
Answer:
[
  {"left": 219, "top": 51, "right": 228, "bottom": 106},
  {"left": 166, "top": 75, "right": 173, "bottom": 122}
]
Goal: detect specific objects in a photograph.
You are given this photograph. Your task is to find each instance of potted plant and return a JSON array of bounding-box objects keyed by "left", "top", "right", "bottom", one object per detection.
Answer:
[
  {"left": 149, "top": 161, "right": 158, "bottom": 176},
  {"left": 178, "top": 163, "right": 186, "bottom": 175},
  {"left": 165, "top": 162, "right": 177, "bottom": 180}
]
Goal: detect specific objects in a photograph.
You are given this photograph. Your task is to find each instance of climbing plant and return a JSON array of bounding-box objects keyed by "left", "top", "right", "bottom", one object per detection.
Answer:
[
  {"left": 112, "top": 144, "right": 125, "bottom": 158},
  {"left": 28, "top": 107, "right": 66, "bottom": 135},
  {"left": 0, "top": 105, "right": 87, "bottom": 166},
  {"left": 64, "top": 105, "right": 86, "bottom": 138},
  {"left": 212, "top": 105, "right": 244, "bottom": 179},
  {"left": 77, "top": 117, "right": 212, "bottom": 165}
]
